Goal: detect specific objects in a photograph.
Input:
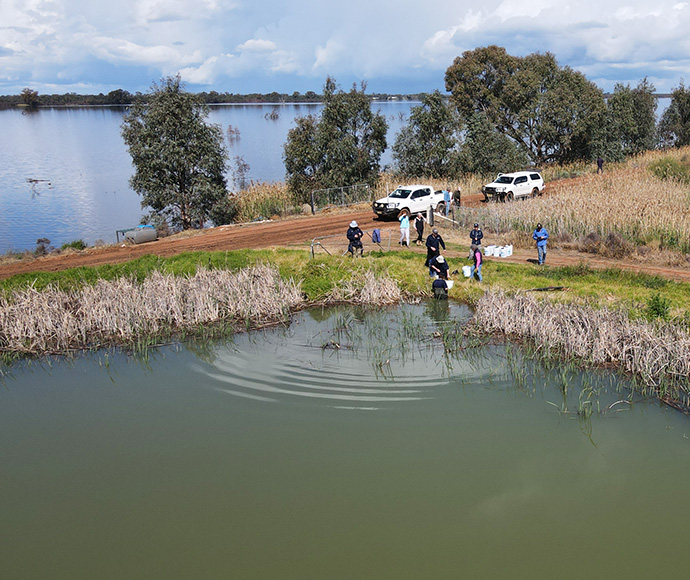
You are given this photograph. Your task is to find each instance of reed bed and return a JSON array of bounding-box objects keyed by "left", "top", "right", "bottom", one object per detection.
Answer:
[
  {"left": 0, "top": 265, "right": 302, "bottom": 355},
  {"left": 234, "top": 181, "right": 302, "bottom": 222},
  {"left": 324, "top": 269, "right": 402, "bottom": 305},
  {"left": 471, "top": 289, "right": 690, "bottom": 407},
  {"left": 454, "top": 150, "right": 690, "bottom": 254}
]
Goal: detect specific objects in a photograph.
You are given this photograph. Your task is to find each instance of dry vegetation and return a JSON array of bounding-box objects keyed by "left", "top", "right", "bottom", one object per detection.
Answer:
[
  {"left": 472, "top": 289, "right": 690, "bottom": 409},
  {"left": 0, "top": 265, "right": 302, "bottom": 355},
  {"left": 453, "top": 149, "right": 690, "bottom": 263}
]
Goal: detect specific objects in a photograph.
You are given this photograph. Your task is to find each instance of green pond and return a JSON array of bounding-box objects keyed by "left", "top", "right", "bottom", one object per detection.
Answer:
[{"left": 1, "top": 302, "right": 690, "bottom": 579}]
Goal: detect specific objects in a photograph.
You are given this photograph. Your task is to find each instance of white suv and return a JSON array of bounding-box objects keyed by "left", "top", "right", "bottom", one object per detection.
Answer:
[
  {"left": 482, "top": 171, "right": 545, "bottom": 202},
  {"left": 372, "top": 184, "right": 446, "bottom": 218}
]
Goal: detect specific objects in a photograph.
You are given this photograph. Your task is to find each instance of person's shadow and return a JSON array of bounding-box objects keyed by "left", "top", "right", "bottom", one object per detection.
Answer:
[{"left": 526, "top": 258, "right": 540, "bottom": 264}]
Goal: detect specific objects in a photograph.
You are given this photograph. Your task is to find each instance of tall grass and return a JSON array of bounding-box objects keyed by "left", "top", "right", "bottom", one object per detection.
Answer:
[
  {"left": 471, "top": 289, "right": 690, "bottom": 408},
  {"left": 234, "top": 182, "right": 303, "bottom": 222},
  {"left": 453, "top": 148, "right": 690, "bottom": 254}
]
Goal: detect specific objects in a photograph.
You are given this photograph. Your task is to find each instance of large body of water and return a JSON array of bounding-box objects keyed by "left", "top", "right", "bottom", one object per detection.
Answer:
[
  {"left": 1, "top": 303, "right": 690, "bottom": 579},
  {"left": 0, "top": 102, "right": 414, "bottom": 254}
]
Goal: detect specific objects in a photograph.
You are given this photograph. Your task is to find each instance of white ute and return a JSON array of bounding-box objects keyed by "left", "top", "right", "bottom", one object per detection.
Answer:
[
  {"left": 372, "top": 184, "right": 446, "bottom": 218},
  {"left": 482, "top": 171, "right": 545, "bottom": 202}
]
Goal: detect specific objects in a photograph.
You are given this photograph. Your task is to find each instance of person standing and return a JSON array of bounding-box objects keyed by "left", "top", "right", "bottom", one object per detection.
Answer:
[
  {"left": 398, "top": 210, "right": 410, "bottom": 246},
  {"left": 425, "top": 228, "right": 446, "bottom": 267},
  {"left": 597, "top": 156, "right": 604, "bottom": 174},
  {"left": 470, "top": 244, "right": 483, "bottom": 282},
  {"left": 470, "top": 223, "right": 483, "bottom": 248},
  {"left": 533, "top": 222, "right": 549, "bottom": 265},
  {"left": 414, "top": 212, "right": 425, "bottom": 245},
  {"left": 443, "top": 188, "right": 451, "bottom": 216},
  {"left": 432, "top": 276, "right": 449, "bottom": 300}
]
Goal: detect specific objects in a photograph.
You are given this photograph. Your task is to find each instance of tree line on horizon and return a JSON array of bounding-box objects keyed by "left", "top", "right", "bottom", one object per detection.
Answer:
[{"left": 83, "top": 46, "right": 690, "bottom": 231}]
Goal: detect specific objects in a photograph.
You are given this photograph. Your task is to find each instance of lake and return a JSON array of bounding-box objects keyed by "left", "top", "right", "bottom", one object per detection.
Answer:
[
  {"left": 1, "top": 302, "right": 690, "bottom": 579},
  {"left": 0, "top": 102, "right": 415, "bottom": 254}
]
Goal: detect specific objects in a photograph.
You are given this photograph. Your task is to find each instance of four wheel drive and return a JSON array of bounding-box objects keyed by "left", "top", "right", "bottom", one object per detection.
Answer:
[
  {"left": 372, "top": 185, "right": 446, "bottom": 218},
  {"left": 482, "top": 171, "right": 545, "bottom": 202}
]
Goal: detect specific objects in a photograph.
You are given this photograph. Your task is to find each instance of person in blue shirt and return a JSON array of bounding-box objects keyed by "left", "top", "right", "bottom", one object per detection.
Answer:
[
  {"left": 443, "top": 189, "right": 451, "bottom": 216},
  {"left": 532, "top": 222, "right": 549, "bottom": 265},
  {"left": 398, "top": 210, "right": 410, "bottom": 246}
]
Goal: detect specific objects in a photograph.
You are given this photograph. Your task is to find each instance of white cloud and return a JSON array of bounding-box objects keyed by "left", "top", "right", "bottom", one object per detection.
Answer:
[{"left": 1, "top": 0, "right": 690, "bottom": 94}]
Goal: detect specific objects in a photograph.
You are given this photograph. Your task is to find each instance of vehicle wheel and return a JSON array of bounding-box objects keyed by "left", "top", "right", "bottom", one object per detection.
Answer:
[
  {"left": 436, "top": 202, "right": 445, "bottom": 214},
  {"left": 506, "top": 191, "right": 514, "bottom": 202},
  {"left": 531, "top": 188, "right": 539, "bottom": 198}
]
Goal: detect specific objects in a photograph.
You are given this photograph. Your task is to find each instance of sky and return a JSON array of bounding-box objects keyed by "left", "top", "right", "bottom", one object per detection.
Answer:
[{"left": 2, "top": 0, "right": 690, "bottom": 96}]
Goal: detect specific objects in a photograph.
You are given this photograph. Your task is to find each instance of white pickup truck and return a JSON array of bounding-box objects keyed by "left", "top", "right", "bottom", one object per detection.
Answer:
[
  {"left": 482, "top": 171, "right": 545, "bottom": 202},
  {"left": 372, "top": 184, "right": 446, "bottom": 218}
]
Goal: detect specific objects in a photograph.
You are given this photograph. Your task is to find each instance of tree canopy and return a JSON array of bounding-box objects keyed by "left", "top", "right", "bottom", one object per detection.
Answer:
[
  {"left": 392, "top": 90, "right": 463, "bottom": 178},
  {"left": 445, "top": 46, "right": 605, "bottom": 164},
  {"left": 121, "top": 76, "right": 229, "bottom": 230},
  {"left": 658, "top": 82, "right": 690, "bottom": 148},
  {"left": 283, "top": 78, "right": 388, "bottom": 202}
]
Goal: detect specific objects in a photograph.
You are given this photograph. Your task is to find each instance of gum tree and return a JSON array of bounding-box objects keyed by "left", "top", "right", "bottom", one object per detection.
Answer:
[
  {"left": 392, "top": 90, "right": 463, "bottom": 178},
  {"left": 284, "top": 77, "right": 387, "bottom": 203},
  {"left": 121, "top": 75, "right": 228, "bottom": 230}
]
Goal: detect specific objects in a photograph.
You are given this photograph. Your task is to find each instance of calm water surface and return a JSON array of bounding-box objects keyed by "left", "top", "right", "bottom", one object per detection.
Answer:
[
  {"left": 0, "top": 102, "right": 414, "bottom": 253},
  {"left": 1, "top": 303, "right": 689, "bottom": 579}
]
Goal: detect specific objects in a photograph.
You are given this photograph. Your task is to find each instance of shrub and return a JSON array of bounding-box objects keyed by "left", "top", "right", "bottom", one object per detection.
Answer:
[
  {"left": 648, "top": 156, "right": 690, "bottom": 184},
  {"left": 646, "top": 292, "right": 671, "bottom": 320},
  {"left": 61, "top": 239, "right": 87, "bottom": 251}
]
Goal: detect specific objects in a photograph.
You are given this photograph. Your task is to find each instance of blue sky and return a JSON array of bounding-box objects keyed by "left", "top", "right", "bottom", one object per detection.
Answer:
[{"left": 2, "top": 0, "right": 690, "bottom": 95}]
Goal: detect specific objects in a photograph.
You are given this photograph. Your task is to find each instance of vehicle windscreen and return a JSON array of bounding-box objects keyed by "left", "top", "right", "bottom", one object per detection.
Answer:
[
  {"left": 389, "top": 189, "right": 411, "bottom": 199},
  {"left": 495, "top": 176, "right": 514, "bottom": 184}
]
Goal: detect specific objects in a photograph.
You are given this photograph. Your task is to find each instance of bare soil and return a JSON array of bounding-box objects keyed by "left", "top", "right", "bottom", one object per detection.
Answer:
[{"left": 2, "top": 187, "right": 690, "bottom": 283}]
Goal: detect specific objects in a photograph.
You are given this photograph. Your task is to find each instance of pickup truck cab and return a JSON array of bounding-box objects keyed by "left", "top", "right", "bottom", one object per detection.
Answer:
[
  {"left": 373, "top": 185, "right": 445, "bottom": 218},
  {"left": 482, "top": 171, "right": 545, "bottom": 202}
]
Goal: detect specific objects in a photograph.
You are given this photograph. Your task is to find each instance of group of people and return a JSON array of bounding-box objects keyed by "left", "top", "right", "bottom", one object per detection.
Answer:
[{"left": 346, "top": 214, "right": 551, "bottom": 297}]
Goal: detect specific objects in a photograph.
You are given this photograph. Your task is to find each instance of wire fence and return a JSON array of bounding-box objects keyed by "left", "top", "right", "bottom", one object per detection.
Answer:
[
  {"left": 310, "top": 184, "right": 372, "bottom": 213},
  {"left": 310, "top": 228, "right": 397, "bottom": 258}
]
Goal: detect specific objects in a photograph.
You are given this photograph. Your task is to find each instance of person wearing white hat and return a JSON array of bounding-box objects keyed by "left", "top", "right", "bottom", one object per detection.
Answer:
[
  {"left": 429, "top": 254, "right": 450, "bottom": 279},
  {"left": 346, "top": 220, "right": 364, "bottom": 256}
]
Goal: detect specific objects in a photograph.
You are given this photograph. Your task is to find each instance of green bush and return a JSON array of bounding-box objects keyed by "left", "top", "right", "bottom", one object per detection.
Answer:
[
  {"left": 61, "top": 239, "right": 87, "bottom": 251},
  {"left": 646, "top": 292, "right": 671, "bottom": 320},
  {"left": 648, "top": 156, "right": 690, "bottom": 184}
]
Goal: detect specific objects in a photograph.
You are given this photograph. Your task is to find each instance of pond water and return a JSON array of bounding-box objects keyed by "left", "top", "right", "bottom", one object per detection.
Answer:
[
  {"left": 1, "top": 302, "right": 689, "bottom": 579},
  {"left": 0, "top": 102, "right": 414, "bottom": 253}
]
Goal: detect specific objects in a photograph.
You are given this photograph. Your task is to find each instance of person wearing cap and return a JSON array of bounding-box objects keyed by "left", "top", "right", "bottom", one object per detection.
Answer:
[
  {"left": 533, "top": 222, "right": 549, "bottom": 265},
  {"left": 425, "top": 228, "right": 446, "bottom": 268},
  {"left": 469, "top": 223, "right": 483, "bottom": 256},
  {"left": 429, "top": 254, "right": 450, "bottom": 279},
  {"left": 470, "top": 244, "right": 483, "bottom": 282},
  {"left": 347, "top": 220, "right": 364, "bottom": 256}
]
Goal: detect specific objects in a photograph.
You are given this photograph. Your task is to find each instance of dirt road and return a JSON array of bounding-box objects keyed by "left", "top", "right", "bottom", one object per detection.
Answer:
[{"left": 2, "top": 189, "right": 690, "bottom": 283}]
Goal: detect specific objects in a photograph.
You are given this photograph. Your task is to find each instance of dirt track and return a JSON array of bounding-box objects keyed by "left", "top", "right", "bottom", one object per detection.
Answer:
[{"left": 2, "top": 188, "right": 690, "bottom": 283}]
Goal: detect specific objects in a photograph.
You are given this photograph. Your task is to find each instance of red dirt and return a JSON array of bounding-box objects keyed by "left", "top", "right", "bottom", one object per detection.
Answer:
[{"left": 2, "top": 187, "right": 690, "bottom": 283}]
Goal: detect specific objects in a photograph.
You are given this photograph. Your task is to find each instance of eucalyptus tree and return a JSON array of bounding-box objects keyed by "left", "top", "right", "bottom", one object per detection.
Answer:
[
  {"left": 284, "top": 77, "right": 388, "bottom": 202},
  {"left": 392, "top": 90, "right": 463, "bottom": 178},
  {"left": 658, "top": 82, "right": 690, "bottom": 148},
  {"left": 445, "top": 46, "right": 606, "bottom": 164},
  {"left": 121, "top": 75, "right": 229, "bottom": 230},
  {"left": 603, "top": 79, "right": 657, "bottom": 158}
]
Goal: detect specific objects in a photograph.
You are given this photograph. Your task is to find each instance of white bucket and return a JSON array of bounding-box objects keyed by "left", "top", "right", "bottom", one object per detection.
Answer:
[
  {"left": 505, "top": 244, "right": 513, "bottom": 256},
  {"left": 462, "top": 265, "right": 472, "bottom": 277},
  {"left": 494, "top": 246, "right": 503, "bottom": 257},
  {"left": 499, "top": 249, "right": 508, "bottom": 258},
  {"left": 485, "top": 245, "right": 495, "bottom": 256}
]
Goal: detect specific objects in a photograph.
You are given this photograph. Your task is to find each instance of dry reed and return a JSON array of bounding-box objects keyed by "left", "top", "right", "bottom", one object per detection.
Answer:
[
  {"left": 324, "top": 270, "right": 402, "bottom": 305},
  {"left": 0, "top": 265, "right": 302, "bottom": 355},
  {"left": 471, "top": 289, "right": 690, "bottom": 403},
  {"left": 454, "top": 149, "right": 690, "bottom": 254},
  {"left": 234, "top": 182, "right": 302, "bottom": 222}
]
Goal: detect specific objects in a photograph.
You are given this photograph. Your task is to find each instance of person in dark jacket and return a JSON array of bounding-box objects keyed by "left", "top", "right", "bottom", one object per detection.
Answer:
[
  {"left": 347, "top": 220, "right": 364, "bottom": 256},
  {"left": 425, "top": 229, "right": 445, "bottom": 267},
  {"left": 469, "top": 223, "right": 483, "bottom": 247},
  {"left": 414, "top": 213, "right": 426, "bottom": 245},
  {"left": 432, "top": 276, "right": 448, "bottom": 300},
  {"left": 429, "top": 254, "right": 450, "bottom": 279}
]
